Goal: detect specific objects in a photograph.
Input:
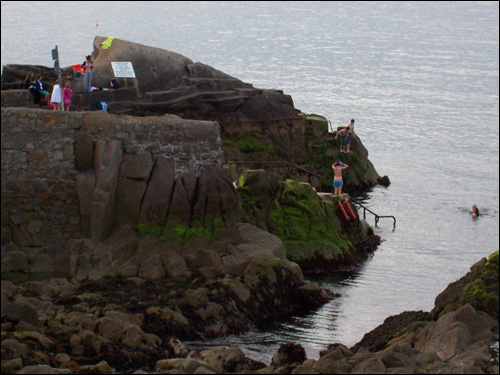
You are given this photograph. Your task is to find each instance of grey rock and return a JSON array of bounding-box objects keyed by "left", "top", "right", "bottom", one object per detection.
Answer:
[
  {"left": 16, "top": 365, "right": 72, "bottom": 374},
  {"left": 1, "top": 301, "right": 38, "bottom": 325}
]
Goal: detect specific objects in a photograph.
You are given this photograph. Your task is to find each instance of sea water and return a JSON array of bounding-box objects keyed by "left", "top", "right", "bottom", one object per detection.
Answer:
[{"left": 1, "top": 1, "right": 498, "bottom": 363}]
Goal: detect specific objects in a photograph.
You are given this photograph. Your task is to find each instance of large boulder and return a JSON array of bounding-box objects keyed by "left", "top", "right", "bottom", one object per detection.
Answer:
[{"left": 90, "top": 36, "right": 242, "bottom": 93}]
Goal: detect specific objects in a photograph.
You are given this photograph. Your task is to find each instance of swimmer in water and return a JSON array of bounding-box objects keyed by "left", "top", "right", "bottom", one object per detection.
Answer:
[{"left": 471, "top": 205, "right": 480, "bottom": 218}]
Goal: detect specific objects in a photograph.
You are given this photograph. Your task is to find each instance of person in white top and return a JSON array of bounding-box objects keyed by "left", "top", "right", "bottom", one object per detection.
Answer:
[{"left": 50, "top": 80, "right": 62, "bottom": 111}]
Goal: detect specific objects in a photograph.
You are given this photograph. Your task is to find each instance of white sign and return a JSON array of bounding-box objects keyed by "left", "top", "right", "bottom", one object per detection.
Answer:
[{"left": 111, "top": 62, "right": 136, "bottom": 78}]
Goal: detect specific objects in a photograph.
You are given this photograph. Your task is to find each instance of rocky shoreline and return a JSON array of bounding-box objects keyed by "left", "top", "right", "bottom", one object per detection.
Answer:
[
  {"left": 2, "top": 37, "right": 496, "bottom": 374},
  {"left": 1, "top": 251, "right": 497, "bottom": 374}
]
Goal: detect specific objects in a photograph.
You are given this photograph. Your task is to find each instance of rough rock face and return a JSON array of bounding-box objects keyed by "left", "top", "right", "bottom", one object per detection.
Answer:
[
  {"left": 90, "top": 37, "right": 245, "bottom": 93},
  {"left": 0, "top": 108, "right": 230, "bottom": 247},
  {"left": 236, "top": 170, "right": 380, "bottom": 274},
  {"left": 253, "top": 252, "right": 499, "bottom": 375},
  {"left": 1, "top": 38, "right": 387, "bottom": 193},
  {"left": 85, "top": 37, "right": 310, "bottom": 163},
  {"left": 2, "top": 253, "right": 494, "bottom": 374}
]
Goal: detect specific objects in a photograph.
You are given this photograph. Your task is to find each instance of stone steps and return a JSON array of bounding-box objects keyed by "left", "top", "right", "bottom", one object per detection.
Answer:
[{"left": 183, "top": 77, "right": 253, "bottom": 91}]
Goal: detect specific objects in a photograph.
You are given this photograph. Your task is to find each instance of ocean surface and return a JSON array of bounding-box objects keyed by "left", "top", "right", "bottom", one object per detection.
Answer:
[{"left": 2, "top": 1, "right": 499, "bottom": 364}]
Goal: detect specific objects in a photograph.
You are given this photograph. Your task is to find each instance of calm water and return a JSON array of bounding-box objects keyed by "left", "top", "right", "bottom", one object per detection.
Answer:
[{"left": 2, "top": 1, "right": 499, "bottom": 364}]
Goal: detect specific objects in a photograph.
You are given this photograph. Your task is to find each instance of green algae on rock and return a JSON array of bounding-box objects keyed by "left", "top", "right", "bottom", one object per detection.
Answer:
[{"left": 236, "top": 170, "right": 379, "bottom": 274}]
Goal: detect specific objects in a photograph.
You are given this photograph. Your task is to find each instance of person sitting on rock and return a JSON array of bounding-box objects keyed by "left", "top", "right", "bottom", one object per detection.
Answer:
[
  {"left": 34, "top": 74, "right": 50, "bottom": 105},
  {"left": 23, "top": 71, "right": 34, "bottom": 89}
]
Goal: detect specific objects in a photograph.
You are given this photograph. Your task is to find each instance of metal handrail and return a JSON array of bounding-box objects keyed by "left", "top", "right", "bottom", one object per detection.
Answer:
[{"left": 351, "top": 199, "right": 396, "bottom": 229}]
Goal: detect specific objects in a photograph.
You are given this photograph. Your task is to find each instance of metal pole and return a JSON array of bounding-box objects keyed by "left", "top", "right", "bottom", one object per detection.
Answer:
[{"left": 53, "top": 45, "right": 64, "bottom": 111}]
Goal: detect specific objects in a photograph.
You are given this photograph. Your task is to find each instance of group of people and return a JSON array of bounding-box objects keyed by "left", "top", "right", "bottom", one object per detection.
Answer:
[
  {"left": 330, "top": 119, "right": 356, "bottom": 196},
  {"left": 335, "top": 119, "right": 355, "bottom": 153},
  {"left": 331, "top": 119, "right": 483, "bottom": 220},
  {"left": 24, "top": 71, "right": 72, "bottom": 111},
  {"left": 23, "top": 55, "right": 94, "bottom": 110}
]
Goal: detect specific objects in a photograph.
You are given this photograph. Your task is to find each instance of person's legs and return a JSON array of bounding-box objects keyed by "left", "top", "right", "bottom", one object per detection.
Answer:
[
  {"left": 41, "top": 91, "right": 50, "bottom": 105},
  {"left": 346, "top": 134, "right": 352, "bottom": 153},
  {"left": 333, "top": 180, "right": 343, "bottom": 196},
  {"left": 84, "top": 73, "right": 91, "bottom": 92}
]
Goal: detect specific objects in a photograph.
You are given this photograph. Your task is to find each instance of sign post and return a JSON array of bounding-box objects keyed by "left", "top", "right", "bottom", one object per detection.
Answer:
[{"left": 51, "top": 45, "right": 64, "bottom": 110}]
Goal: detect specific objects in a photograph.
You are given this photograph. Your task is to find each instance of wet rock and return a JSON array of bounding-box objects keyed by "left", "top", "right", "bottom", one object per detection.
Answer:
[
  {"left": 352, "top": 310, "right": 429, "bottom": 353},
  {"left": 54, "top": 353, "right": 71, "bottom": 366},
  {"left": 351, "top": 357, "right": 386, "bottom": 374},
  {"left": 380, "top": 349, "right": 415, "bottom": 371},
  {"left": 40, "top": 278, "right": 78, "bottom": 298},
  {"left": 189, "top": 345, "right": 266, "bottom": 373},
  {"left": 1, "top": 280, "right": 18, "bottom": 300},
  {"left": 415, "top": 304, "right": 495, "bottom": 361},
  {"left": 376, "top": 175, "right": 391, "bottom": 187},
  {"left": 271, "top": 342, "right": 307, "bottom": 367},
  {"left": 167, "top": 337, "right": 189, "bottom": 358},
  {"left": 59, "top": 311, "right": 99, "bottom": 331},
  {"left": 78, "top": 361, "right": 113, "bottom": 374},
  {"left": 16, "top": 365, "right": 72, "bottom": 374},
  {"left": 138, "top": 254, "right": 165, "bottom": 279},
  {"left": 156, "top": 358, "right": 219, "bottom": 374},
  {"left": 1, "top": 301, "right": 38, "bottom": 325},
  {"left": 1, "top": 358, "right": 23, "bottom": 374},
  {"left": 235, "top": 223, "right": 288, "bottom": 262},
  {"left": 319, "top": 343, "right": 352, "bottom": 362}
]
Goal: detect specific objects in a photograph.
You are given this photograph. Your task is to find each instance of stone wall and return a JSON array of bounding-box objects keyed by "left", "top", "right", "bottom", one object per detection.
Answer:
[{"left": 1, "top": 107, "right": 230, "bottom": 247}]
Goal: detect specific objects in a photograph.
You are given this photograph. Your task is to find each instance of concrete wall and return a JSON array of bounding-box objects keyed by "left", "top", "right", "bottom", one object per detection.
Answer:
[{"left": 1, "top": 107, "right": 223, "bottom": 247}]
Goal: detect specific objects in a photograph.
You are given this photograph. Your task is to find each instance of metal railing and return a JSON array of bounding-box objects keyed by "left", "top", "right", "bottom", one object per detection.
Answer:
[
  {"left": 351, "top": 199, "right": 396, "bottom": 229},
  {"left": 225, "top": 160, "right": 396, "bottom": 229}
]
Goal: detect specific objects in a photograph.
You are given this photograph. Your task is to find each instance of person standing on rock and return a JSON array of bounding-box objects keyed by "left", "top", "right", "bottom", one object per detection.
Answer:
[
  {"left": 346, "top": 119, "right": 355, "bottom": 153},
  {"left": 335, "top": 127, "right": 348, "bottom": 153},
  {"left": 82, "top": 55, "right": 93, "bottom": 93},
  {"left": 332, "top": 160, "right": 349, "bottom": 196},
  {"left": 63, "top": 81, "right": 72, "bottom": 111},
  {"left": 50, "top": 80, "right": 62, "bottom": 110}
]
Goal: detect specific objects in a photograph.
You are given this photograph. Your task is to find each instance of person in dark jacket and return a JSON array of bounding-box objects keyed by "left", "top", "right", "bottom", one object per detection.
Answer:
[
  {"left": 23, "top": 71, "right": 34, "bottom": 89},
  {"left": 34, "top": 74, "right": 50, "bottom": 104}
]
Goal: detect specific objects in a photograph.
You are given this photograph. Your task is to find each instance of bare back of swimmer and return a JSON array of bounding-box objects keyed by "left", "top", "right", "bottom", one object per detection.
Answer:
[{"left": 332, "top": 160, "right": 349, "bottom": 196}]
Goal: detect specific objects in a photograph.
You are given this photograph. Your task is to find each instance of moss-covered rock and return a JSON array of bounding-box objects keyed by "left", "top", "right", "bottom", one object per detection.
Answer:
[
  {"left": 303, "top": 114, "right": 384, "bottom": 193},
  {"left": 221, "top": 114, "right": 387, "bottom": 195},
  {"left": 431, "top": 251, "right": 499, "bottom": 320},
  {"left": 237, "top": 170, "right": 377, "bottom": 274}
]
